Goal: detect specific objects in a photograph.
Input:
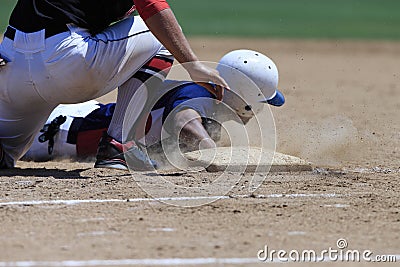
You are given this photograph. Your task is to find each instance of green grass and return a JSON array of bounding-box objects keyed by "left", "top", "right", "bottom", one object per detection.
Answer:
[
  {"left": 0, "top": 0, "right": 15, "bottom": 33},
  {"left": 169, "top": 0, "right": 400, "bottom": 39},
  {"left": 1, "top": 0, "right": 400, "bottom": 39}
]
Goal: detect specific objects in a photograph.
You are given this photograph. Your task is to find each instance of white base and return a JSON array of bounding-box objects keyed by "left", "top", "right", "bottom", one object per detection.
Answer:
[{"left": 184, "top": 147, "right": 312, "bottom": 173}]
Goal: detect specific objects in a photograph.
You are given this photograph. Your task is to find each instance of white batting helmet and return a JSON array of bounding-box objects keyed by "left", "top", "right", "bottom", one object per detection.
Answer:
[{"left": 216, "top": 49, "right": 284, "bottom": 118}]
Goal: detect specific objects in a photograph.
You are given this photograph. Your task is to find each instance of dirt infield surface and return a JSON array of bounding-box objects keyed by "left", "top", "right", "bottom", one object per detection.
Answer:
[{"left": 1, "top": 38, "right": 399, "bottom": 266}]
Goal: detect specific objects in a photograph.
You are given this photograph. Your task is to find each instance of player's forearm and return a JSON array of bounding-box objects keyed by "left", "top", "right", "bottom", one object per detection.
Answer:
[
  {"left": 181, "top": 122, "right": 216, "bottom": 150},
  {"left": 143, "top": 8, "right": 199, "bottom": 64},
  {"left": 174, "top": 109, "right": 216, "bottom": 150},
  {"left": 142, "top": 5, "right": 229, "bottom": 100}
]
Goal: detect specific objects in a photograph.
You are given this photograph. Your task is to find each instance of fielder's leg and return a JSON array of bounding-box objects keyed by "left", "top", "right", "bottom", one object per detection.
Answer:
[{"left": 94, "top": 48, "right": 174, "bottom": 171}]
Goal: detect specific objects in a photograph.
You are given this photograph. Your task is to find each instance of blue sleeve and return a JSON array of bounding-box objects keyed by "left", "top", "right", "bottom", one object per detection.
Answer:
[{"left": 158, "top": 83, "right": 216, "bottom": 122}]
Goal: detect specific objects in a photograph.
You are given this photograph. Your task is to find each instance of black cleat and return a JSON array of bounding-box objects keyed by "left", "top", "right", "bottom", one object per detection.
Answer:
[{"left": 94, "top": 133, "right": 156, "bottom": 171}]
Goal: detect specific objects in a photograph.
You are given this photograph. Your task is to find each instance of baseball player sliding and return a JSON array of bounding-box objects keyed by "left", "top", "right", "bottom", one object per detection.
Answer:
[
  {"left": 23, "top": 50, "right": 285, "bottom": 171},
  {"left": 0, "top": 0, "right": 228, "bottom": 170}
]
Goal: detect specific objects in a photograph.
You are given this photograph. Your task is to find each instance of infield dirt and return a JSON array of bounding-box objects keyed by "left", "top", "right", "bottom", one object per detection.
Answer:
[{"left": 0, "top": 38, "right": 399, "bottom": 266}]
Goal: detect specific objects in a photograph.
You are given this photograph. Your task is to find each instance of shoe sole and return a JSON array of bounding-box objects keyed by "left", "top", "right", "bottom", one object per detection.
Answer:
[{"left": 94, "top": 160, "right": 128, "bottom": 171}]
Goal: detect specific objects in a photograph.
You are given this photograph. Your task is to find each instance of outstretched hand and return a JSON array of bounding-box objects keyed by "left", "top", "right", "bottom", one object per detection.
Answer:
[{"left": 185, "top": 61, "right": 229, "bottom": 101}]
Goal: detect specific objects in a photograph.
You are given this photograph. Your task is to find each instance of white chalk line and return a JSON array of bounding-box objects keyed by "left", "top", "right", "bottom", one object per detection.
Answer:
[
  {"left": 0, "top": 193, "right": 340, "bottom": 207},
  {"left": 1, "top": 255, "right": 399, "bottom": 267},
  {"left": 0, "top": 258, "right": 260, "bottom": 267}
]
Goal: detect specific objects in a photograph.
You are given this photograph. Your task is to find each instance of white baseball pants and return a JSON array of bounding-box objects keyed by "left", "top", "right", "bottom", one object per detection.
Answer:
[{"left": 0, "top": 16, "right": 163, "bottom": 167}]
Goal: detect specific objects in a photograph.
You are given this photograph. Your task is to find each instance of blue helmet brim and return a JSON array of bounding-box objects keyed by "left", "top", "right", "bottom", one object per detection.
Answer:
[{"left": 261, "top": 90, "right": 285, "bottom": 107}]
